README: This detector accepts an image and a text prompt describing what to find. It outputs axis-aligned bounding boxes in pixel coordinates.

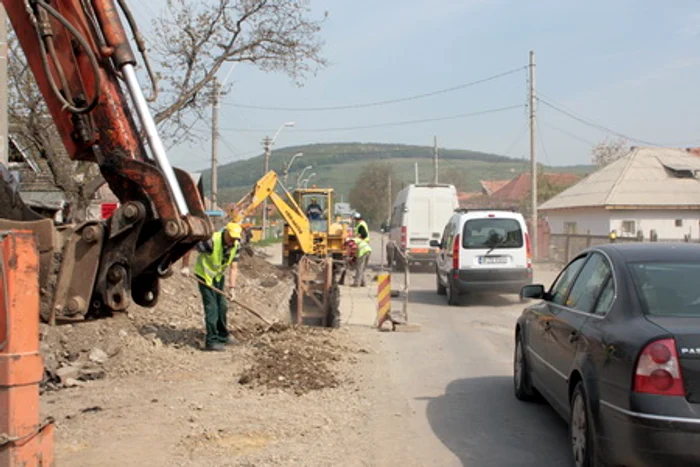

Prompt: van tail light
[400,226,407,249]
[525,233,532,268]
[634,338,685,396]
[452,233,460,278]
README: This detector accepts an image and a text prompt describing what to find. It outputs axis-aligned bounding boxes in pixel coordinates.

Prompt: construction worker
[346,237,372,287]
[306,197,323,220]
[354,212,369,241]
[194,222,242,351]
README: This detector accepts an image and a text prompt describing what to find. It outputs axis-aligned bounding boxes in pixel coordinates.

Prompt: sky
[132,0,700,172]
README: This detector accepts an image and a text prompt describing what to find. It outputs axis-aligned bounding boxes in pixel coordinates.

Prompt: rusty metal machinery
[0,0,213,321]
[0,231,55,466]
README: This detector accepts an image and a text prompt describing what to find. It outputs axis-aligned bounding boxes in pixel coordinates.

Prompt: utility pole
[261,136,272,240]
[433,136,439,184]
[0,6,8,165]
[529,50,538,261]
[414,162,419,184]
[387,174,392,223]
[210,78,219,210]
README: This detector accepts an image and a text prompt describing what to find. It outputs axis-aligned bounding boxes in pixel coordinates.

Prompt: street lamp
[272,121,295,144]
[283,152,303,186]
[296,165,312,187]
[262,121,296,240]
[303,173,317,188]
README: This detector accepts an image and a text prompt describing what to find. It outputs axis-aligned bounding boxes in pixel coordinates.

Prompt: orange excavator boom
[1,0,212,320]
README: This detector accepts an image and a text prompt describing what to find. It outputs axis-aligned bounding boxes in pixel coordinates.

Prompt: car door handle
[569,331,579,343]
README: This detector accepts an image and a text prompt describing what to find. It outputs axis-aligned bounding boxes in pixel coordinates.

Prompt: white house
[539,147,700,241]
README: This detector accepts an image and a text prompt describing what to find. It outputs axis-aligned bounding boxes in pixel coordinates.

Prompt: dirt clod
[239,326,344,396]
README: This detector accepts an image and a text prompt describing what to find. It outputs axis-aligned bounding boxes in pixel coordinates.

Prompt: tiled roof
[479,179,510,195]
[540,147,700,210]
[490,172,581,203]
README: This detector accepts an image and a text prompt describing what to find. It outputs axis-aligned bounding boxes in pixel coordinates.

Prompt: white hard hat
[353,212,361,219]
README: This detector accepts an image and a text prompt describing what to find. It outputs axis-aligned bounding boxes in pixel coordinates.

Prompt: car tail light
[634,338,685,396]
[525,233,532,268]
[400,226,407,249]
[452,233,460,278]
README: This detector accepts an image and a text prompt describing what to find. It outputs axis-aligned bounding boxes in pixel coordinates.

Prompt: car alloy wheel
[514,339,523,388]
[570,382,594,467]
[513,334,535,401]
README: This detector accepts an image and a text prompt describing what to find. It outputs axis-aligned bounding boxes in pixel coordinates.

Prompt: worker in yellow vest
[346,237,372,287]
[194,222,242,351]
[353,212,369,241]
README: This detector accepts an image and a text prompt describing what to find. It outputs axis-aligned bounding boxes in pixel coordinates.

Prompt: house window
[621,220,636,236]
[675,219,683,227]
[564,222,577,234]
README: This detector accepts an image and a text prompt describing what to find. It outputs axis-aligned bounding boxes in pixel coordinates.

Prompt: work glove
[180,267,190,277]
[228,288,236,302]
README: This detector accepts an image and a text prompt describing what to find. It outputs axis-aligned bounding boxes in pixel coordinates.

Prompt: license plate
[411,248,429,254]
[480,256,507,264]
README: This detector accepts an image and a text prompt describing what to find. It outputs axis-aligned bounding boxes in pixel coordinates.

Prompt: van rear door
[459,216,527,269]
[433,190,457,241]
[407,196,431,249]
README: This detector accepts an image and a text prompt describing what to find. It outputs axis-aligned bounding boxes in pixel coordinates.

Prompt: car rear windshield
[462,218,523,249]
[629,262,700,316]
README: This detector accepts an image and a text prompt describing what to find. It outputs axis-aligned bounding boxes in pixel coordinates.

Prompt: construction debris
[38,246,323,393]
[238,326,344,396]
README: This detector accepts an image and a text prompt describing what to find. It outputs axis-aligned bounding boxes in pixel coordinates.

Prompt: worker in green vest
[354,212,369,241]
[194,222,242,351]
[346,237,372,287]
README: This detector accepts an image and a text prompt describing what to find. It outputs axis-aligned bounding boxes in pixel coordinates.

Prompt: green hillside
[199,142,592,205]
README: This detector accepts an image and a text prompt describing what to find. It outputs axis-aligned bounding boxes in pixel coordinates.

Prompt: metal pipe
[122,64,189,215]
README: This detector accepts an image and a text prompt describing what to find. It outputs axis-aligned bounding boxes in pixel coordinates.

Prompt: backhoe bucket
[292,256,340,328]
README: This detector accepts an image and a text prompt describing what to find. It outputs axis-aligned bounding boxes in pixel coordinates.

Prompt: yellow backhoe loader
[229,171,348,327]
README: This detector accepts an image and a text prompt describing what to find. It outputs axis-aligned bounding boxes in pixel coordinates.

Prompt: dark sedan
[514,243,700,467]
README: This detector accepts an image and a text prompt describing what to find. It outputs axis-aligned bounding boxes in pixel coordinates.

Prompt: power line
[540,120,596,146]
[221,66,527,112]
[219,104,525,133]
[536,122,552,166]
[503,121,529,156]
[537,96,660,145]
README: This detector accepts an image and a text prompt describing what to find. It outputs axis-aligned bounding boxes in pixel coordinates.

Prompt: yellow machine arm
[232,171,314,254]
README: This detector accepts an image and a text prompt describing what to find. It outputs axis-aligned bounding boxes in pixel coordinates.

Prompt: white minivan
[432,209,533,305]
[386,183,459,269]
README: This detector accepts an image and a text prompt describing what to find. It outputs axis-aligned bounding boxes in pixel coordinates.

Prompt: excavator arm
[1,0,212,320]
[233,171,314,254]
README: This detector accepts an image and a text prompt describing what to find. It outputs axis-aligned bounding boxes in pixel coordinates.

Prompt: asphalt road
[371,237,572,466]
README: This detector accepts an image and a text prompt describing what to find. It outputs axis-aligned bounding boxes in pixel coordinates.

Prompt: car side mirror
[520,284,546,300]
[429,239,441,248]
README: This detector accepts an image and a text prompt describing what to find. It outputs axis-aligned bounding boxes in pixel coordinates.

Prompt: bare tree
[6,0,327,209]
[591,137,629,167]
[150,0,328,142]
[349,162,400,227]
[7,31,99,217]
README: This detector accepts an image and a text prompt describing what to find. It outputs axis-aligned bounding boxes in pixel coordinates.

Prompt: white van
[432,209,532,305]
[386,184,459,269]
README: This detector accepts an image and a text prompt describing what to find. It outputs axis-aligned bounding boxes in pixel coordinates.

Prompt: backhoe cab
[230,172,346,327]
[285,187,347,267]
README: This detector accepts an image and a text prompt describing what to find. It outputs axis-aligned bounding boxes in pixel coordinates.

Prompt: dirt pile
[238,325,344,395]
[40,245,297,389]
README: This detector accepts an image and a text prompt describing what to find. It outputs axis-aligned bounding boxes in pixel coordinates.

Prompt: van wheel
[436,271,446,295]
[446,278,460,306]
